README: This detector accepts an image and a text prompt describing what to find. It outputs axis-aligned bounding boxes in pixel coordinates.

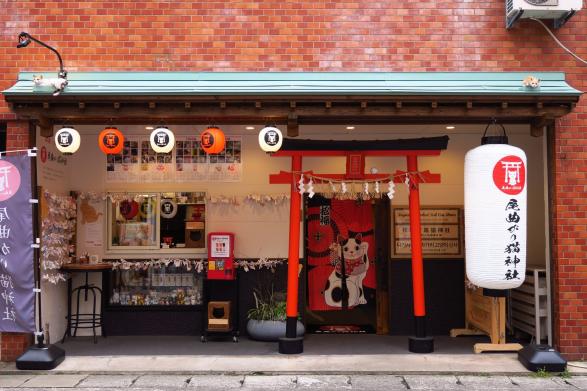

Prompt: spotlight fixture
[145,126,155,130]
[16,32,67,79]
[446,125,456,130]
[346,126,356,130]
[246,126,255,130]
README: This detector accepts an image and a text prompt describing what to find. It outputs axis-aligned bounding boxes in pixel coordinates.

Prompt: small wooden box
[207,301,231,330]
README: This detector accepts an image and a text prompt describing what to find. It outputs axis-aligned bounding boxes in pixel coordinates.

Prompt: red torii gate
[269,136,449,354]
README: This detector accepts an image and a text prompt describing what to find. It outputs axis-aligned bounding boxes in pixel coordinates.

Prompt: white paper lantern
[150,126,175,153]
[160,199,178,219]
[258,126,283,153]
[54,127,81,154]
[465,144,527,289]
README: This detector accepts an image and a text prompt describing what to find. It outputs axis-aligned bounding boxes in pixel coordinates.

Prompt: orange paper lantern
[99,126,124,154]
[200,126,226,154]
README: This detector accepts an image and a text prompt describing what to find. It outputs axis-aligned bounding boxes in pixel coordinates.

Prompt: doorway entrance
[304,195,390,334]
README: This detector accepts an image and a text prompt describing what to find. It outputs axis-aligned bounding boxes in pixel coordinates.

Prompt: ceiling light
[346,126,355,130]
[145,126,154,130]
[446,126,456,130]
[246,126,255,130]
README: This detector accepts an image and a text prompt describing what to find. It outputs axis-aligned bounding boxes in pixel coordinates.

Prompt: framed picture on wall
[391,206,464,259]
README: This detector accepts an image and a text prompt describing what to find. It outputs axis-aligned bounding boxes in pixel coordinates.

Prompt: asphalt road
[1,373,586,390]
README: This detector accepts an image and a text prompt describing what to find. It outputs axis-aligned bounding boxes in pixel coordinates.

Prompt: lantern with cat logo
[465,138,527,290]
[54,127,81,154]
[200,126,225,154]
[258,126,283,153]
[150,126,175,154]
[98,126,124,155]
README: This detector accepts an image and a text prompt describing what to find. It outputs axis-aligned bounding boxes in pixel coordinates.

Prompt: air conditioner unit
[506,0,582,29]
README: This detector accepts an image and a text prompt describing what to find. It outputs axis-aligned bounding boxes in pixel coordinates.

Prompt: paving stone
[132,375,190,388]
[296,375,352,389]
[188,375,244,389]
[562,375,587,389]
[242,375,296,389]
[350,375,407,390]
[78,375,138,388]
[508,376,573,389]
[0,374,33,387]
[403,375,461,390]
[21,374,87,388]
[457,375,517,389]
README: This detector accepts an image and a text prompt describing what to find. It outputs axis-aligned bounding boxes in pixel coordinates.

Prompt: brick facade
[0,1,586,359]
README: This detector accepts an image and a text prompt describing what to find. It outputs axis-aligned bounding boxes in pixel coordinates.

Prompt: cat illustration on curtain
[324,233,370,308]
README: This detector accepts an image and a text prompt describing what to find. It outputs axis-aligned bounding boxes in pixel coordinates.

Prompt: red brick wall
[0,1,586,359]
[0,333,32,362]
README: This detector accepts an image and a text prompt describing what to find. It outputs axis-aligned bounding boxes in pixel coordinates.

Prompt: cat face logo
[155,132,169,147]
[201,132,214,148]
[103,133,119,149]
[265,131,279,146]
[58,132,73,147]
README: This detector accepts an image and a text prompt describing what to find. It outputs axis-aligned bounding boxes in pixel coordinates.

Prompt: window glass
[160,192,206,249]
[109,195,157,248]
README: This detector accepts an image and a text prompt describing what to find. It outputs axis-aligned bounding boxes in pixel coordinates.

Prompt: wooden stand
[450,285,522,353]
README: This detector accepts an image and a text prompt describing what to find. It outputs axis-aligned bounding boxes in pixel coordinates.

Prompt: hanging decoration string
[289,170,427,200]
[107,257,287,273]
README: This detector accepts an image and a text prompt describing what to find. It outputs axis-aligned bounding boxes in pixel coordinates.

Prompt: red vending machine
[207,232,235,280]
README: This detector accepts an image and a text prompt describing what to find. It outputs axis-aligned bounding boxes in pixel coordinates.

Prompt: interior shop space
[3,71,580,355]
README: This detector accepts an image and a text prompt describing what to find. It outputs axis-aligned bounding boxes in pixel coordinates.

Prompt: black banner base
[408,336,434,353]
[278,336,304,354]
[518,345,567,372]
[16,344,65,370]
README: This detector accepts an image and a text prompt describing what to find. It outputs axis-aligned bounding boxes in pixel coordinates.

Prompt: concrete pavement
[0,373,586,390]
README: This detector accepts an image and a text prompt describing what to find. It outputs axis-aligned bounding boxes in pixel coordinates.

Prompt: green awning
[3,72,582,97]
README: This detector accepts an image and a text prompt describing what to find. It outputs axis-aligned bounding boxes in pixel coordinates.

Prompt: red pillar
[280,154,304,354]
[406,154,434,353]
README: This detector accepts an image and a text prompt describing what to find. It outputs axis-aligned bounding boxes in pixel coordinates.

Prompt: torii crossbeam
[269,136,449,354]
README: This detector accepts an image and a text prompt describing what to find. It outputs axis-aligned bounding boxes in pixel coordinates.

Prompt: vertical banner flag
[0,153,35,332]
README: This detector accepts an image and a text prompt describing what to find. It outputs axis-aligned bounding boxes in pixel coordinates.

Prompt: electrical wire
[530,17,587,66]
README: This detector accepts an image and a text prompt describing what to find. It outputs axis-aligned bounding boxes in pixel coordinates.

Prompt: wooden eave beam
[9,101,574,123]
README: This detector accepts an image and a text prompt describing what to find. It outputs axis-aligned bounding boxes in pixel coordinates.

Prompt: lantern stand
[16,32,67,79]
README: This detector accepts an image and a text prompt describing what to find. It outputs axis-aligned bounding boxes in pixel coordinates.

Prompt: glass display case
[107,265,204,307]
[106,192,206,252]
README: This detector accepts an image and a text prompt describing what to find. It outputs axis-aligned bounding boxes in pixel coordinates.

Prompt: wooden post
[279,154,304,354]
[407,154,434,353]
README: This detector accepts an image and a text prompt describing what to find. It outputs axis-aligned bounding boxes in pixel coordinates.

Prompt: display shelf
[511,267,550,344]
[105,304,203,312]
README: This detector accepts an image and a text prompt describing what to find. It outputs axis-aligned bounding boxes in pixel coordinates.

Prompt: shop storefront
[2,71,580,356]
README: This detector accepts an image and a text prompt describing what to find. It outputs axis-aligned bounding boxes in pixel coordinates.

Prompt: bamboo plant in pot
[246,289,304,341]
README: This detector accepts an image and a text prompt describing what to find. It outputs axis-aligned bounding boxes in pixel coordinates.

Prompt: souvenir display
[108,265,203,306]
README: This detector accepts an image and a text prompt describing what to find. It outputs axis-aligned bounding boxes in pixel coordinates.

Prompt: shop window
[160,192,206,249]
[106,191,206,252]
[107,265,204,307]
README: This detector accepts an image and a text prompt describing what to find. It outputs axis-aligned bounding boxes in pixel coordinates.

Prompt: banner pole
[16,122,65,370]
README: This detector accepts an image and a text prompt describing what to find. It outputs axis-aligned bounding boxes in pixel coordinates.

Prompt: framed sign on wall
[392,206,464,259]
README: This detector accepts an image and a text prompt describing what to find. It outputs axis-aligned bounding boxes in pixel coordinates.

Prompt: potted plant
[246,289,305,341]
